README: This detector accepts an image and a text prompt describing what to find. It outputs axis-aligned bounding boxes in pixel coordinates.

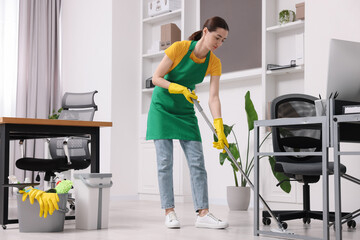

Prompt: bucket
[73,173,112,230]
[17,193,69,232]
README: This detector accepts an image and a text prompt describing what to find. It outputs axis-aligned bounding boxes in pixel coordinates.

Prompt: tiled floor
[0,199,358,240]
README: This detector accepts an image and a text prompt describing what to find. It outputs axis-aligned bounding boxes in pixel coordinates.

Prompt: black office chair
[262,93,356,229]
[16,91,98,187]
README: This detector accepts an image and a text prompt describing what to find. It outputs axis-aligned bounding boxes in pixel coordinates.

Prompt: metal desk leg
[90,128,100,173]
[322,120,330,240]
[0,125,10,228]
[333,120,342,239]
[254,125,260,236]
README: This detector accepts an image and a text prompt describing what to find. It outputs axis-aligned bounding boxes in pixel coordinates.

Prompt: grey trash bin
[74,173,113,230]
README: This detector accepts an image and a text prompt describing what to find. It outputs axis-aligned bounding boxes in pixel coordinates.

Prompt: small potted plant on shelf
[218,91,291,211]
[279,9,296,25]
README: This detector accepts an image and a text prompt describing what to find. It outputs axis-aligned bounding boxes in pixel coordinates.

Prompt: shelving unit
[262,0,306,115]
[266,64,304,75]
[266,20,304,33]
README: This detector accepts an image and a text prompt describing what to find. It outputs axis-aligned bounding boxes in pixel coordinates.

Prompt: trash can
[17,193,69,232]
[73,173,113,230]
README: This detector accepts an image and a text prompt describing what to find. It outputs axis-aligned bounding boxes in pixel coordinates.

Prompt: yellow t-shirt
[164,40,222,77]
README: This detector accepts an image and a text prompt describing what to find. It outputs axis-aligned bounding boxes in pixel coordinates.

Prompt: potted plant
[218,91,291,210]
[48,108,63,119]
[279,10,296,25]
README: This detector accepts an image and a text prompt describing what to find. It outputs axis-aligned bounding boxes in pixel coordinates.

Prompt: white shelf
[266,20,304,33]
[199,68,262,86]
[143,9,182,24]
[141,68,262,92]
[142,51,165,59]
[266,65,304,75]
[142,88,155,93]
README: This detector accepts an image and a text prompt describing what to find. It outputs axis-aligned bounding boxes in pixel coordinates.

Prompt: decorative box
[160,23,181,50]
[148,0,181,17]
[296,2,305,20]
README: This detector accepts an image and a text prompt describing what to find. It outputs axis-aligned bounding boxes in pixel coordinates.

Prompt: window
[0,0,19,117]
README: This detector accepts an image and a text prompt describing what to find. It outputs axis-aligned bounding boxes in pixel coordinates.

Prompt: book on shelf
[343,105,360,114]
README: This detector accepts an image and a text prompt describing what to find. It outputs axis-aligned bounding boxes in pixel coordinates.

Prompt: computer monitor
[327,39,360,102]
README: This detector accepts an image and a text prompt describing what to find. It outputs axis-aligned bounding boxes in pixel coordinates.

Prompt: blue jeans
[154,139,209,211]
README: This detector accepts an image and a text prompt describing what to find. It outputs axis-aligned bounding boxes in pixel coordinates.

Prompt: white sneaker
[195,213,229,229]
[165,211,180,228]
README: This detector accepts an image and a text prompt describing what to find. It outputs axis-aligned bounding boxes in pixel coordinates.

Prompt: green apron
[146,41,210,141]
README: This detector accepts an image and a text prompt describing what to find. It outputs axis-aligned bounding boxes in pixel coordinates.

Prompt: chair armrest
[62,135,91,165]
[18,139,25,158]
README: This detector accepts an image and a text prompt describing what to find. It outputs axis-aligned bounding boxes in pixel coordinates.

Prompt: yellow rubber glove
[39,193,59,218]
[168,83,198,104]
[213,118,229,153]
[19,189,31,202]
[29,188,45,204]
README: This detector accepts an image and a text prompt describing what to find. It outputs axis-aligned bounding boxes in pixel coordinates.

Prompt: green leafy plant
[217,91,291,193]
[48,107,63,119]
[279,10,295,24]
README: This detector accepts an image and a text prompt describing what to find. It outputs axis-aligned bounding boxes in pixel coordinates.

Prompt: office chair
[262,93,356,229]
[16,91,98,188]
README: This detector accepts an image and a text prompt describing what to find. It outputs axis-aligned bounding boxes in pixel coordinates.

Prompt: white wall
[61,0,112,174]
[111,0,140,199]
[305,0,360,212]
[61,0,139,199]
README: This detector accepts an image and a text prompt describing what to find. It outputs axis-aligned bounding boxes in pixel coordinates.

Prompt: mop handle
[192,99,284,230]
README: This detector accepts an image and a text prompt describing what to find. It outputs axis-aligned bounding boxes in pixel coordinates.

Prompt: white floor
[1,199,359,240]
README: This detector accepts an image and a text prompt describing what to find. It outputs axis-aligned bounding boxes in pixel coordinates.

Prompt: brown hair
[188,16,229,41]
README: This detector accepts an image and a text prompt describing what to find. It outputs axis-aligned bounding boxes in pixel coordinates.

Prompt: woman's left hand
[213,118,229,153]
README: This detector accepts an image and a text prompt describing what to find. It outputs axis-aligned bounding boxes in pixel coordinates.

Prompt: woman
[146,16,229,229]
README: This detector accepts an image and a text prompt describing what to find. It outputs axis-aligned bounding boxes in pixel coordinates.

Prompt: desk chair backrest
[271,94,321,164]
[49,91,98,161]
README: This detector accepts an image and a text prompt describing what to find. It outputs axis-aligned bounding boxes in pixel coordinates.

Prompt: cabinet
[261,0,305,206]
[138,0,197,200]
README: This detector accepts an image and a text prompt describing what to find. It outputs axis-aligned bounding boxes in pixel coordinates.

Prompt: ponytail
[188,16,229,41]
[188,30,202,41]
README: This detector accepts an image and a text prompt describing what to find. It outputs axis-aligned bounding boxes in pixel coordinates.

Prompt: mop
[192,98,294,234]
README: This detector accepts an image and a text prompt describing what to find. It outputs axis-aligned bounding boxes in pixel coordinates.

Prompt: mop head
[270,227,295,234]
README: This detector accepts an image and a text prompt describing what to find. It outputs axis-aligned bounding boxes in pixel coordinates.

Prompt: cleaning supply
[19,188,60,218]
[55,180,73,194]
[213,118,229,153]
[39,193,59,218]
[19,187,33,202]
[168,83,198,104]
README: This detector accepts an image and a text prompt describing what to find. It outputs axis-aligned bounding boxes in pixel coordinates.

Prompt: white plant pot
[227,186,251,211]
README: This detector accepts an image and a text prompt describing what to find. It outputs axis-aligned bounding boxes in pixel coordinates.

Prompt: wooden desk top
[0,117,112,127]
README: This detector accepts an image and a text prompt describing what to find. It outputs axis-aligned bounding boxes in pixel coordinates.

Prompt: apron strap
[188,41,197,52]
[188,41,211,61]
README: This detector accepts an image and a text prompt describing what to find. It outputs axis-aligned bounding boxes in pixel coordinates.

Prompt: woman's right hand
[168,83,198,104]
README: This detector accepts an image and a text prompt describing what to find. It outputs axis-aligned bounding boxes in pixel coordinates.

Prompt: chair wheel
[262,217,271,225]
[347,220,356,228]
[281,222,288,230]
[2,225,6,230]
[70,204,75,211]
[303,217,311,224]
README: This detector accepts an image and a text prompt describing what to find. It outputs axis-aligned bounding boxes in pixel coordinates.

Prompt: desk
[254,116,329,240]
[332,113,360,240]
[0,117,112,228]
